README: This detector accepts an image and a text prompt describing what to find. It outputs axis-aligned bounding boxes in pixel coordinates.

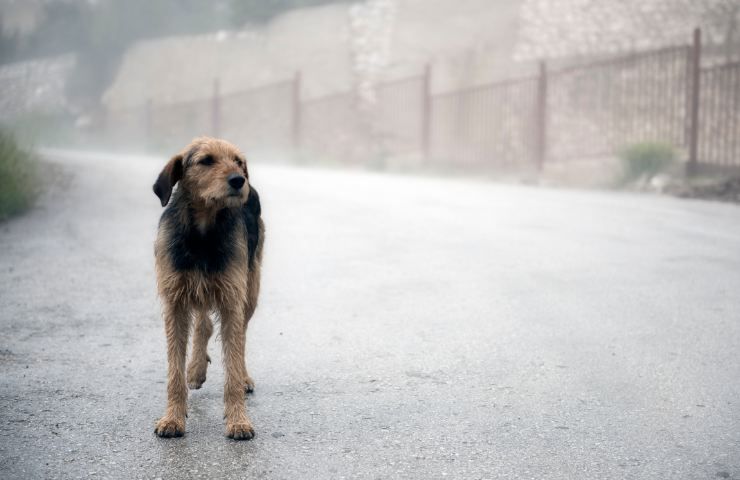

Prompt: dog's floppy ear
[244,185,261,269]
[153,154,184,207]
[245,185,261,218]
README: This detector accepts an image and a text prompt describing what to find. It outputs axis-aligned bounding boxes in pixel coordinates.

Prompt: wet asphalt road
[1,150,740,479]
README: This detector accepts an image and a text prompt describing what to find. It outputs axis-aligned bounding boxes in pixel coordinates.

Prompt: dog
[151,137,264,440]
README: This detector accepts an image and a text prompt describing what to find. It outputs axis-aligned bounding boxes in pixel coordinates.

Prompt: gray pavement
[1,150,740,479]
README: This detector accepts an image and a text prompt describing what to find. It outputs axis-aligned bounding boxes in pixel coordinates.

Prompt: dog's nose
[228,174,246,190]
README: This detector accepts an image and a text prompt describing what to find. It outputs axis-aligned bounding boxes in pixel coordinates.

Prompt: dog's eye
[199,155,215,166]
[234,157,243,167]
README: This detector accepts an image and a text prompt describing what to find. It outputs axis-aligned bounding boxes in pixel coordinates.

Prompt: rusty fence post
[687,27,701,176]
[212,78,221,138]
[292,71,302,149]
[535,60,548,171]
[421,63,432,161]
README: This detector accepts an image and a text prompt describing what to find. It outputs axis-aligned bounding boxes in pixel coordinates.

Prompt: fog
[2,1,740,479]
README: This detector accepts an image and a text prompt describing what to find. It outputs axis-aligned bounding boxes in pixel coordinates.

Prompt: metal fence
[430,76,540,168]
[300,91,363,161]
[103,28,739,173]
[375,75,426,157]
[219,79,295,153]
[697,61,740,169]
[547,46,691,162]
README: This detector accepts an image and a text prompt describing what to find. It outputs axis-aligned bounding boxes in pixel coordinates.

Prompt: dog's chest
[165,209,244,274]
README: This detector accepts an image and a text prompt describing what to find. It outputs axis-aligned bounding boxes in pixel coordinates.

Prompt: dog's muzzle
[228,174,246,194]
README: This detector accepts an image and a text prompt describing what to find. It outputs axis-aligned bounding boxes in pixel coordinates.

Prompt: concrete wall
[102,0,525,110]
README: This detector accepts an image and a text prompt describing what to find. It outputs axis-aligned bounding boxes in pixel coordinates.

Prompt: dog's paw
[226,420,255,440]
[154,416,185,438]
[187,357,210,390]
[187,371,207,390]
[244,375,255,394]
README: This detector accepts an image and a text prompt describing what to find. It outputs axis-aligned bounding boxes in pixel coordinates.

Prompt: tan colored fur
[153,137,264,440]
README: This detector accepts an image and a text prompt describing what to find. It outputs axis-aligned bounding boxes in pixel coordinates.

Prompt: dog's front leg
[220,303,254,440]
[154,303,190,438]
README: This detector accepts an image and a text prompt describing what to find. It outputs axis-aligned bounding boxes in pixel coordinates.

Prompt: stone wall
[0,54,75,122]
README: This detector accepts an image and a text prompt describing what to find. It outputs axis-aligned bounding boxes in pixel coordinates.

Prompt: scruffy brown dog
[152,137,264,440]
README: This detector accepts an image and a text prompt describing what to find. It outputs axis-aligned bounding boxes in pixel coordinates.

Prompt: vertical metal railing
[535,60,548,171]
[687,28,702,175]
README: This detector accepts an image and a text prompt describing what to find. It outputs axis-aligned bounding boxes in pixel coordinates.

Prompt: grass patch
[618,141,677,185]
[0,128,39,220]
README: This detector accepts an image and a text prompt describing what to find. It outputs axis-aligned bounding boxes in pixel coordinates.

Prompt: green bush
[0,128,39,220]
[618,142,677,184]
[10,112,74,148]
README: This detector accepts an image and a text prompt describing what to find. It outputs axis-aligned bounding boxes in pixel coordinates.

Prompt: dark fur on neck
[159,187,262,274]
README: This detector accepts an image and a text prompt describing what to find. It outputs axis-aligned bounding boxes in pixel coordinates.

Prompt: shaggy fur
[152,137,264,440]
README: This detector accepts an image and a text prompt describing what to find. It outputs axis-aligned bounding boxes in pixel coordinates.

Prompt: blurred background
[0,0,739,192]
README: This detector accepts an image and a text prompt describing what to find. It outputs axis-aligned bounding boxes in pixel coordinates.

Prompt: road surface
[1,150,739,479]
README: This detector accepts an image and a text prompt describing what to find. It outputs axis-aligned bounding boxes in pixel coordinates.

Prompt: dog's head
[153,137,250,209]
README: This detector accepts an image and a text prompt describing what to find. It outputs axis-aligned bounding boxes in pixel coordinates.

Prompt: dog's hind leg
[154,302,190,438]
[241,305,256,394]
[242,267,261,394]
[187,311,213,390]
